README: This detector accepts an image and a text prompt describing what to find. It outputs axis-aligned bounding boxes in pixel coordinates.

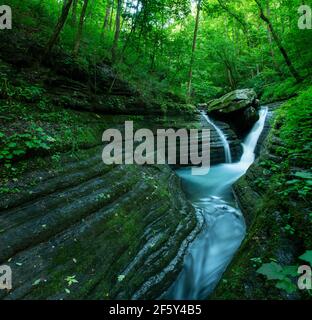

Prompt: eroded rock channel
[0,88,270,300]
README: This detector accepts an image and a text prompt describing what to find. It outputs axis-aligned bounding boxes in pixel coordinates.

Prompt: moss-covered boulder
[208,89,257,113]
[207,89,260,135]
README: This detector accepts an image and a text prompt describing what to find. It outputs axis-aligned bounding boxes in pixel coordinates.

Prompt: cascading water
[201,112,232,163]
[165,107,269,300]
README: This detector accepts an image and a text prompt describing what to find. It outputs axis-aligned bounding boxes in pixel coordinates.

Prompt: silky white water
[202,112,232,163]
[166,107,268,300]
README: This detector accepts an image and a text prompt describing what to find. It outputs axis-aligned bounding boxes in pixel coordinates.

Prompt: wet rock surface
[200,116,242,164]
[0,146,198,300]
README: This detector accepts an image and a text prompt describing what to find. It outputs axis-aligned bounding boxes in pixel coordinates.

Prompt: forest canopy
[7,0,312,103]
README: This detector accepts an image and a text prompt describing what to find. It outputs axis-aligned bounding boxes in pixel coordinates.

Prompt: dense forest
[0,0,311,301]
[3,0,312,103]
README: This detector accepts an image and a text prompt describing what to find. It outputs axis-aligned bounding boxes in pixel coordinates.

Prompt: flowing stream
[165,107,268,300]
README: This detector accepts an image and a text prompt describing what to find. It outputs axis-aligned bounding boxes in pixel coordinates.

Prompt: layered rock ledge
[0,146,199,300]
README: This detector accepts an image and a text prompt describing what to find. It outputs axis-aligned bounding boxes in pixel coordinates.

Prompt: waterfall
[201,112,232,163]
[240,107,268,166]
[165,106,269,300]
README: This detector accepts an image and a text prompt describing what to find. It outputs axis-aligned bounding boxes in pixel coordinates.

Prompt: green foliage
[261,78,306,103]
[251,87,312,297]
[257,262,297,280]
[65,275,79,287]
[283,224,295,236]
[277,87,312,166]
[0,125,56,166]
[8,0,312,104]
[258,88,312,206]
[299,251,312,266]
[0,80,44,103]
[256,251,312,295]
[250,257,263,268]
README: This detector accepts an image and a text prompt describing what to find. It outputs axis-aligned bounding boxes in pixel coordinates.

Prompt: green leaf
[8,142,17,148]
[26,141,35,148]
[294,172,312,180]
[40,143,50,150]
[286,179,300,185]
[117,275,125,282]
[65,275,78,286]
[46,136,56,143]
[281,266,298,277]
[276,279,297,294]
[13,149,26,156]
[32,279,42,286]
[299,251,312,266]
[257,262,285,280]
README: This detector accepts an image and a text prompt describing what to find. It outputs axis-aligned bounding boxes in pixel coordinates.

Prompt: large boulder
[208,89,257,113]
[207,89,260,135]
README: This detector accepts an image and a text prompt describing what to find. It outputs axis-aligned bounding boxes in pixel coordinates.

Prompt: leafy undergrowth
[260,78,309,104]
[254,88,312,296]
[257,251,312,295]
[0,76,114,189]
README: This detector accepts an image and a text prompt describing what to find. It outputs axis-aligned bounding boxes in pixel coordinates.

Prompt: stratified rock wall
[0,146,198,300]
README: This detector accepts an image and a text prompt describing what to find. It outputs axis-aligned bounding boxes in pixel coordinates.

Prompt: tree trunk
[255,0,302,82]
[71,0,78,26]
[43,0,73,60]
[62,0,68,12]
[227,67,235,90]
[266,1,283,76]
[187,0,202,99]
[111,0,122,63]
[109,0,115,30]
[121,0,140,57]
[73,0,89,56]
[103,0,112,33]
